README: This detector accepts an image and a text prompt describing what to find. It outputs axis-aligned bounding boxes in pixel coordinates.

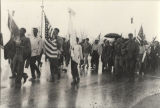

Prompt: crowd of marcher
[1,27,160,88]
[99,33,160,81]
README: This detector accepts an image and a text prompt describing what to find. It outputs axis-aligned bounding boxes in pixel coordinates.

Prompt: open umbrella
[104,33,121,39]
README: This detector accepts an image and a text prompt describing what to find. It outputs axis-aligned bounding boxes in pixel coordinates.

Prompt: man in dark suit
[125,33,139,81]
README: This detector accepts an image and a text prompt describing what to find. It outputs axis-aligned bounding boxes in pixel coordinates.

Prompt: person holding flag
[44,12,64,82]
[11,28,31,88]
[4,11,19,79]
[4,12,31,88]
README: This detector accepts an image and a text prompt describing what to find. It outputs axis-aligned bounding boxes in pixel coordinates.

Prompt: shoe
[9,75,16,79]
[48,78,55,82]
[77,77,80,84]
[82,65,85,70]
[63,69,67,73]
[71,80,76,86]
[37,74,41,79]
[86,65,89,69]
[15,84,21,89]
[29,78,36,81]
[39,62,43,67]
[23,75,28,84]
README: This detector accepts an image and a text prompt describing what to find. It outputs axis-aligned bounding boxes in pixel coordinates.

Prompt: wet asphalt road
[1,55,160,108]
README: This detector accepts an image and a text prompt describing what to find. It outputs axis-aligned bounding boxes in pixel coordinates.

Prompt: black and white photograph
[0,0,160,108]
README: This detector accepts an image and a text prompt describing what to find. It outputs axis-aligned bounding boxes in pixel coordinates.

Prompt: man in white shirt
[29,28,43,81]
[71,37,83,85]
[91,39,102,72]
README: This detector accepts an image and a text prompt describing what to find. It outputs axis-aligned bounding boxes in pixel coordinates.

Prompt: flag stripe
[45,46,58,55]
[136,37,141,45]
[136,25,145,45]
[46,52,57,58]
[45,40,57,51]
[45,38,57,47]
[137,35,141,39]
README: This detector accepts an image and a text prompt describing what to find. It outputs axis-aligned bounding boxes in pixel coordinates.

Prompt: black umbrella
[104,33,121,39]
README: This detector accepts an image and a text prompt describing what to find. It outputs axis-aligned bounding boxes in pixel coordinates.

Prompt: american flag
[44,13,58,58]
[8,11,19,38]
[136,25,145,44]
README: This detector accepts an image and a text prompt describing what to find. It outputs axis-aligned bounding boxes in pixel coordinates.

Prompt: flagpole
[68,9,71,51]
[0,0,1,88]
[135,29,136,37]
[68,9,72,38]
[41,0,44,38]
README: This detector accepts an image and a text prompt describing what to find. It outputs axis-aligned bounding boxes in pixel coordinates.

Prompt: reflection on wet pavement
[1,56,160,108]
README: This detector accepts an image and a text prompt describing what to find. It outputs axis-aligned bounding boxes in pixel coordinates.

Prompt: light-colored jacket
[92,43,102,55]
[71,43,83,64]
[30,36,43,57]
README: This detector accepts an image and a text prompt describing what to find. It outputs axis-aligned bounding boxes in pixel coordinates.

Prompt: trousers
[30,56,41,78]
[12,55,25,85]
[71,59,79,80]
[49,58,60,79]
[84,53,89,67]
[91,50,99,71]
[126,58,136,80]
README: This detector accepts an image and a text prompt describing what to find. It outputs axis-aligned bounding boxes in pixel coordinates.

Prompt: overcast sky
[2,0,160,44]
